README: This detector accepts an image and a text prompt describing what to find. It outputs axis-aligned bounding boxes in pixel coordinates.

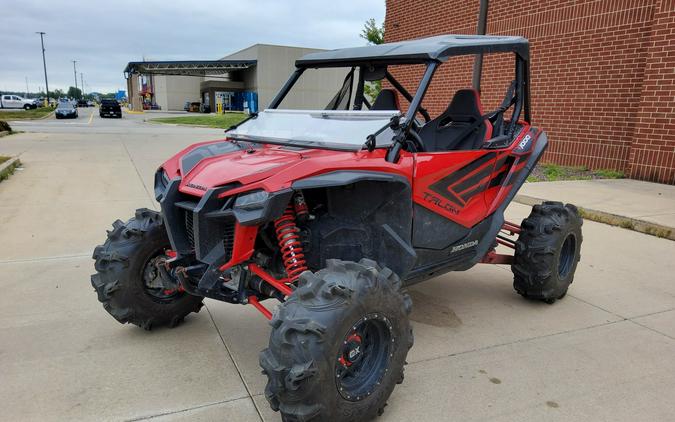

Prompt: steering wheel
[406,126,425,152]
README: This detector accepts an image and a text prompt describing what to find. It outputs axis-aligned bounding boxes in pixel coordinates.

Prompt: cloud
[0,0,385,93]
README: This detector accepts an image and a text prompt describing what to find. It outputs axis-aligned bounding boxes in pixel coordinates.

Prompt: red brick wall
[385,0,675,184]
[629,0,675,183]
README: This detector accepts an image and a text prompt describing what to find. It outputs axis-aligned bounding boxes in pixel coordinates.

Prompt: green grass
[593,168,624,179]
[0,156,9,165]
[150,113,248,129]
[529,164,625,182]
[0,107,54,121]
[542,164,591,181]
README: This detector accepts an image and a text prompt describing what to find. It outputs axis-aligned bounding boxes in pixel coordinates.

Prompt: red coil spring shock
[293,192,309,221]
[274,203,307,283]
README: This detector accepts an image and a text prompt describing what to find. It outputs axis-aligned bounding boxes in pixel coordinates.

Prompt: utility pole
[36,32,49,105]
[80,73,84,97]
[25,76,29,97]
[72,60,78,91]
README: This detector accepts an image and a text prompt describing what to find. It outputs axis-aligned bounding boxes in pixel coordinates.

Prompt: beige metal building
[125,44,346,112]
[153,76,201,112]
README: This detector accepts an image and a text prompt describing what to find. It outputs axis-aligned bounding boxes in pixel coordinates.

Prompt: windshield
[227,66,403,151]
[227,109,399,151]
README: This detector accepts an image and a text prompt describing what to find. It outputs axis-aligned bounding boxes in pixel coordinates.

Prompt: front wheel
[260,259,413,421]
[512,201,583,303]
[91,208,203,330]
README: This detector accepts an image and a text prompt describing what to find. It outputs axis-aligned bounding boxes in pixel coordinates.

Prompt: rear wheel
[260,259,413,421]
[91,208,203,329]
[512,201,583,303]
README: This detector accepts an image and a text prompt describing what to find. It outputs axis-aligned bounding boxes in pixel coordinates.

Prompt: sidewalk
[516,179,675,239]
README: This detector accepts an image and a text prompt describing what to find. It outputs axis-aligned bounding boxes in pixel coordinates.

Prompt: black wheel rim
[142,252,184,302]
[558,234,576,278]
[335,313,394,401]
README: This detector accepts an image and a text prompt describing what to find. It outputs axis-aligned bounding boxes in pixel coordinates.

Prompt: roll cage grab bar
[266,53,530,159]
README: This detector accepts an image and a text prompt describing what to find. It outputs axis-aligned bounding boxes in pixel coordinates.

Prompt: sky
[0,0,385,94]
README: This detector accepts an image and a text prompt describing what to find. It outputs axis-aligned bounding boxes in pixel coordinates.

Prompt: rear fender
[473,129,548,264]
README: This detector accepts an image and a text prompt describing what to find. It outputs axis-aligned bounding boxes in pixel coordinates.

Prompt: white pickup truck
[0,94,38,110]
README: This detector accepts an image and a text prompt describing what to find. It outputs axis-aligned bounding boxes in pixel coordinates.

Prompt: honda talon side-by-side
[92,35,582,421]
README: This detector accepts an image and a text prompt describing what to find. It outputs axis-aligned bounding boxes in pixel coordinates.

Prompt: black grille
[185,212,195,249]
[223,222,235,262]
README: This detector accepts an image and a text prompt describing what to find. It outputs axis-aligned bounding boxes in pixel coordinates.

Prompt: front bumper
[158,177,240,266]
[154,168,295,300]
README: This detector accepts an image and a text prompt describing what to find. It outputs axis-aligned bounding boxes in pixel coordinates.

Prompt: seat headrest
[371,89,400,111]
[445,89,484,121]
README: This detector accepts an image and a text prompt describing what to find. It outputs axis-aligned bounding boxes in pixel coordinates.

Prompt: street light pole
[72,60,78,91]
[36,32,49,105]
[80,73,84,97]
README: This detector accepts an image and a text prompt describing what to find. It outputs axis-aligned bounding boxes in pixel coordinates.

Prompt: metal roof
[123,60,256,76]
[296,35,529,67]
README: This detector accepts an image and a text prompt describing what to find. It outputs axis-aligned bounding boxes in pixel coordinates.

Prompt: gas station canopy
[123,60,256,77]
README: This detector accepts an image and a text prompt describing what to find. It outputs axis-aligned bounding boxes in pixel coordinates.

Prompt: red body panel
[218,223,258,271]
[161,142,415,198]
[161,123,540,272]
[413,149,495,227]
[413,123,537,228]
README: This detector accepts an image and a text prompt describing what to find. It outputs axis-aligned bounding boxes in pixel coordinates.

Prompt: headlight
[154,168,172,201]
[234,190,269,210]
[161,169,170,187]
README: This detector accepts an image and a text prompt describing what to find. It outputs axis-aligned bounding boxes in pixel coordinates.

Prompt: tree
[360,18,385,102]
[67,86,82,100]
[360,18,385,45]
[51,89,65,99]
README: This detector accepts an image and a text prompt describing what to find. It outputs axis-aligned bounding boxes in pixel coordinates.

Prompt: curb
[0,156,21,182]
[36,110,55,120]
[514,194,674,241]
[144,119,221,129]
[0,130,10,137]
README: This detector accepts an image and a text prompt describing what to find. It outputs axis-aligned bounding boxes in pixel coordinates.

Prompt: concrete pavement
[519,179,675,235]
[1,111,674,421]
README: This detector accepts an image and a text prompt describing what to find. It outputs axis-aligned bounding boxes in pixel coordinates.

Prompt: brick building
[384,0,675,184]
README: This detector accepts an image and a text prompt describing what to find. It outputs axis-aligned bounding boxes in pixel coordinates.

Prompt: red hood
[179,147,303,195]
[160,139,414,198]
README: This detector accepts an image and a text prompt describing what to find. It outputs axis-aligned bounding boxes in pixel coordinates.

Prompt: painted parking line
[88,109,94,125]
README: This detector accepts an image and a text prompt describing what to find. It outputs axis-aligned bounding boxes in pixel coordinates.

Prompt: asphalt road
[8,106,204,135]
[1,111,674,421]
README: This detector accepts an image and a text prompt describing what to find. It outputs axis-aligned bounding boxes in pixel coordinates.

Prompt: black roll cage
[269,52,530,126]
[262,50,530,162]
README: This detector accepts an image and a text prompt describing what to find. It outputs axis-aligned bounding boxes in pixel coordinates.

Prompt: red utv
[92,35,582,421]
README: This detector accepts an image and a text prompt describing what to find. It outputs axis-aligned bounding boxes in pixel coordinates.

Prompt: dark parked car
[55,102,78,119]
[76,99,89,108]
[100,99,122,118]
